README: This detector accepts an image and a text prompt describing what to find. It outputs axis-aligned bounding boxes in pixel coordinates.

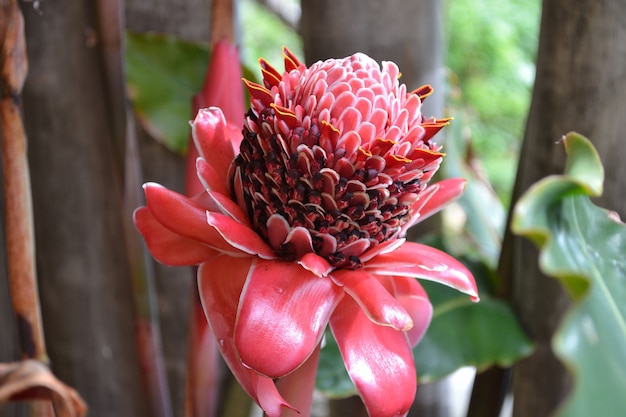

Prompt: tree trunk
[504,1,626,416]
[300,0,445,118]
[300,1,451,416]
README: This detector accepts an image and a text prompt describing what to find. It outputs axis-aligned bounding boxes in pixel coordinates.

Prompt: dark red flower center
[233,107,427,269]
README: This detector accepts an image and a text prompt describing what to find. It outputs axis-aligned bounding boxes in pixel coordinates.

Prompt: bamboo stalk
[0,0,43,365]
[1,2,56,416]
[122,107,174,417]
[95,1,174,416]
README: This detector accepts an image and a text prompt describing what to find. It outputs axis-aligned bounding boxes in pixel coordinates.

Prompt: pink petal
[416,178,466,219]
[402,178,467,234]
[338,238,371,258]
[191,108,239,179]
[205,189,250,226]
[275,344,321,417]
[331,269,413,331]
[235,258,344,378]
[359,238,406,263]
[197,257,291,416]
[365,241,479,301]
[267,214,290,251]
[298,253,333,277]
[282,226,314,259]
[392,276,433,346]
[256,377,295,417]
[194,161,249,226]
[193,41,245,122]
[196,157,229,197]
[133,206,218,266]
[330,297,416,417]
[206,212,275,259]
[186,40,244,197]
[143,183,274,258]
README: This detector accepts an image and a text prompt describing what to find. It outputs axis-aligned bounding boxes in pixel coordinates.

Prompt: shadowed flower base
[134,48,478,417]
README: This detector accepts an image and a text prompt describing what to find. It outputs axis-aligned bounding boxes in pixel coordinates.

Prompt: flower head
[134,48,478,417]
[237,50,450,269]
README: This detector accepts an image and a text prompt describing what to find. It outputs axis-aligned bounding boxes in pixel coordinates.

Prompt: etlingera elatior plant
[134,48,479,417]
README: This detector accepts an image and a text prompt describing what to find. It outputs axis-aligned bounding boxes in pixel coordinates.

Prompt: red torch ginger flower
[134,48,478,417]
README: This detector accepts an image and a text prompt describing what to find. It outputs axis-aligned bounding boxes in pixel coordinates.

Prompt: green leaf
[413,278,533,382]
[316,330,357,399]
[125,31,210,154]
[512,132,626,416]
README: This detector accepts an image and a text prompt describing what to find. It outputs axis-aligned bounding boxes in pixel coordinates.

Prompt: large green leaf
[316,330,357,399]
[125,31,210,154]
[125,32,258,155]
[512,132,626,417]
[413,278,533,382]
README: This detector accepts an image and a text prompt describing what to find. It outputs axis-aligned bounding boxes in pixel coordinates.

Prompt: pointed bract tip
[193,106,226,125]
[411,84,435,100]
[298,253,334,277]
[142,182,164,191]
[282,46,302,71]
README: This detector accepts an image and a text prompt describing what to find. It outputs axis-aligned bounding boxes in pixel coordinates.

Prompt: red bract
[134,49,479,417]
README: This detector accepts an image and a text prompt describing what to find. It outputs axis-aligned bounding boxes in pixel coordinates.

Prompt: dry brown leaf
[0,360,87,417]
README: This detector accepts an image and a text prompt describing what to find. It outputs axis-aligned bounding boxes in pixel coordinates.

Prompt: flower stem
[275,344,321,417]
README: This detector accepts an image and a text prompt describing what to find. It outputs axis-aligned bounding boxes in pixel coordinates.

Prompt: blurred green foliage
[445,0,541,201]
[240,0,303,75]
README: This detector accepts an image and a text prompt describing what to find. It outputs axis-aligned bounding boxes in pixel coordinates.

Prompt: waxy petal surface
[191,108,238,178]
[402,178,467,233]
[193,40,245,122]
[186,41,244,196]
[198,257,291,416]
[331,269,413,331]
[133,207,218,266]
[415,178,466,219]
[298,253,333,277]
[256,377,294,417]
[275,345,321,417]
[235,259,343,378]
[330,297,416,417]
[392,276,433,346]
[365,241,479,301]
[205,189,250,226]
[196,157,229,197]
[143,183,273,258]
[206,212,274,259]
